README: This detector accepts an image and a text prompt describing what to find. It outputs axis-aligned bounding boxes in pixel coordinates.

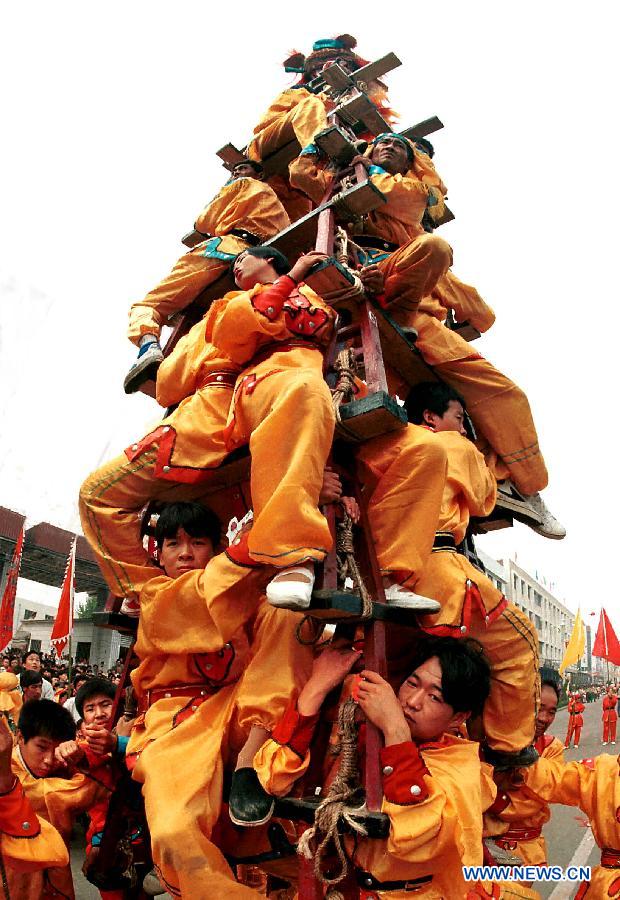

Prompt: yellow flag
[559,608,586,675]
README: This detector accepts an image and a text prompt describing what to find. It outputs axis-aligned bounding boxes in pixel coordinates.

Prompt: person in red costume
[602,684,617,745]
[564,690,585,749]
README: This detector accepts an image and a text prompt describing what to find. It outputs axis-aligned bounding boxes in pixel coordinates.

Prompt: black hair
[24,650,41,662]
[232,159,263,175]
[404,635,491,718]
[541,677,560,702]
[73,673,89,688]
[233,246,290,276]
[154,501,221,550]
[405,381,466,425]
[415,137,435,158]
[18,699,76,743]
[20,670,43,688]
[75,676,116,719]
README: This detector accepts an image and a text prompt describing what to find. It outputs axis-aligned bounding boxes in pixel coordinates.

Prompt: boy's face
[232,162,261,180]
[233,251,276,290]
[159,527,214,578]
[18,734,62,777]
[535,684,558,738]
[425,400,466,436]
[24,654,41,672]
[23,683,42,703]
[397,656,467,742]
[81,692,114,728]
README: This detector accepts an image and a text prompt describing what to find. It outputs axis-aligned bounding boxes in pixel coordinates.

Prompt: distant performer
[602,684,617,745]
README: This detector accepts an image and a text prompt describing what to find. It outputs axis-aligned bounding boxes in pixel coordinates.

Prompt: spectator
[23,652,54,700]
[63,675,90,724]
[20,669,43,703]
[1,656,10,672]
[9,657,21,675]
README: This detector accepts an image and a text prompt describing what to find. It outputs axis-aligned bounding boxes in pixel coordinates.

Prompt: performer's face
[424,400,467,436]
[19,735,60,777]
[159,527,214,578]
[398,656,467,742]
[233,251,278,290]
[232,162,261,180]
[371,137,410,176]
[81,692,114,728]
[535,684,558,738]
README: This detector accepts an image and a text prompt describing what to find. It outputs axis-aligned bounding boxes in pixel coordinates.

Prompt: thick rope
[316,227,365,305]
[297,698,367,886]
[331,348,358,424]
[337,512,373,619]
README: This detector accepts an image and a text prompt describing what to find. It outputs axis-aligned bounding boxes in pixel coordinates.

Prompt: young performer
[406,382,540,766]
[126,500,313,898]
[602,684,617,744]
[124,160,290,392]
[564,691,585,749]
[253,634,498,898]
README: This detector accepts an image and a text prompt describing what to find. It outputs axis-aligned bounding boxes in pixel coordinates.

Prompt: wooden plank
[360,302,388,393]
[273,796,390,839]
[336,93,390,135]
[351,52,402,89]
[375,310,439,388]
[452,321,481,342]
[401,116,444,141]
[433,204,455,227]
[181,229,205,249]
[216,142,246,171]
[336,391,407,442]
[92,611,137,636]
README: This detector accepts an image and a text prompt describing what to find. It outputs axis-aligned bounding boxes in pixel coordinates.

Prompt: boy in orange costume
[12,699,110,899]
[406,382,540,765]
[602,684,618,745]
[80,247,337,611]
[127,500,312,898]
[289,132,452,316]
[564,691,585,749]
[485,679,564,870]
[124,160,290,392]
[253,634,501,899]
[522,750,620,898]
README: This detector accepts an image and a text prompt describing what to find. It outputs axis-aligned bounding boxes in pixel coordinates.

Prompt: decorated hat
[283,34,367,77]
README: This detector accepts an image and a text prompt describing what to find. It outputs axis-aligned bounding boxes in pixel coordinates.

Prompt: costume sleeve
[413,150,448,198]
[194,179,241,235]
[367,170,429,227]
[253,701,319,797]
[437,272,496,333]
[0,778,69,872]
[195,178,290,239]
[445,434,497,518]
[522,756,586,808]
[155,317,206,407]
[289,151,333,205]
[210,282,297,364]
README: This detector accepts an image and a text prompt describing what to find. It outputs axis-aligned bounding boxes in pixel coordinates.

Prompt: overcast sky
[1,2,618,622]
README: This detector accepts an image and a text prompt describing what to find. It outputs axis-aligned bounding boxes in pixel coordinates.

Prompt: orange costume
[127,176,290,345]
[0,671,23,728]
[255,709,496,899]
[413,430,540,753]
[523,751,620,899]
[411,272,548,496]
[289,145,452,316]
[603,693,618,744]
[127,551,312,898]
[10,746,109,899]
[80,277,336,599]
[485,734,565,866]
[565,695,585,748]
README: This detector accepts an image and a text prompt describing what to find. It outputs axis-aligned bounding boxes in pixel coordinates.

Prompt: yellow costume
[289,147,452,316]
[414,431,540,753]
[128,551,312,899]
[127,176,290,344]
[356,425,447,587]
[0,672,23,728]
[80,278,336,598]
[523,752,620,898]
[410,272,548,496]
[247,88,332,163]
[256,718,495,899]
[484,735,565,867]
[11,747,108,899]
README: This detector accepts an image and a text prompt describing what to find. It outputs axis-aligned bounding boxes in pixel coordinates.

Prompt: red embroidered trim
[251,277,297,320]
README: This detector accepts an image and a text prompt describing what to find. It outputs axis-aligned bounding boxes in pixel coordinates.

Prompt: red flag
[0,526,25,654]
[50,537,76,660]
[592,608,620,666]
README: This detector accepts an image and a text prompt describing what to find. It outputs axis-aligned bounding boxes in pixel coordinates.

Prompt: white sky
[1,2,619,623]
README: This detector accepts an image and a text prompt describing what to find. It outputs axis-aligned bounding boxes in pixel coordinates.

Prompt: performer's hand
[55,740,85,768]
[341,496,361,523]
[0,718,14,792]
[319,467,343,505]
[83,725,116,756]
[356,670,411,745]
[359,264,384,295]
[297,639,362,716]
[350,155,372,171]
[288,251,329,283]
[115,715,135,738]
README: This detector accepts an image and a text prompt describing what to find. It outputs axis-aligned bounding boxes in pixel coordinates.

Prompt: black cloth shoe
[483,745,539,771]
[229,767,275,827]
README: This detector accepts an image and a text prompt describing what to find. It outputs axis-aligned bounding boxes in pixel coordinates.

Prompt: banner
[50,537,76,659]
[0,525,25,654]
[559,608,585,676]
[592,608,620,666]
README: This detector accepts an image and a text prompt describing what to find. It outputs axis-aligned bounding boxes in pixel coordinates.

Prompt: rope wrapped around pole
[337,512,373,619]
[297,697,367,887]
[331,348,358,424]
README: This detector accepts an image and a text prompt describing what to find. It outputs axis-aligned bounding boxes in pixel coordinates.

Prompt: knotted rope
[315,227,365,306]
[337,512,373,619]
[297,697,366,887]
[331,347,358,424]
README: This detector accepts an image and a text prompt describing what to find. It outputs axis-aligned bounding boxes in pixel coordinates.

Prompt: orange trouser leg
[127,235,246,344]
[467,602,540,753]
[248,95,328,161]
[136,688,261,898]
[356,425,447,587]
[232,367,335,567]
[430,353,548,496]
[378,234,452,320]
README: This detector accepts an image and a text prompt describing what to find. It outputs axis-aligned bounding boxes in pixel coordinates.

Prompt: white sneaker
[119,596,141,618]
[603,741,608,745]
[524,492,567,540]
[143,868,166,896]
[383,584,440,613]
[497,482,566,540]
[266,565,315,611]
